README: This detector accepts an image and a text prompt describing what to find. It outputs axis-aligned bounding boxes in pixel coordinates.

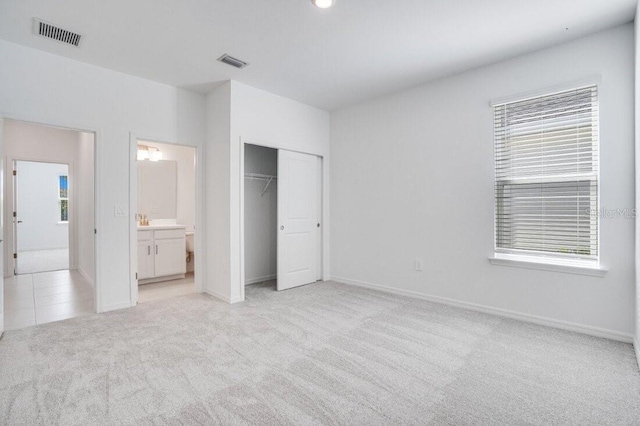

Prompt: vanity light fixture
[150,149,163,162]
[137,144,162,161]
[312,0,334,9]
[137,145,149,161]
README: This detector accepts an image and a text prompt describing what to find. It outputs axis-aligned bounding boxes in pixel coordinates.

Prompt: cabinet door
[154,238,186,277]
[137,241,154,279]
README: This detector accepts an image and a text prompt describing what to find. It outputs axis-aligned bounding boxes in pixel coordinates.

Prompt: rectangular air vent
[33,18,82,47]
[217,54,249,69]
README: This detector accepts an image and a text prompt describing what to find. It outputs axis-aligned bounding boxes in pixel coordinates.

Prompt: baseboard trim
[139,274,185,285]
[205,289,230,303]
[331,276,634,344]
[102,301,133,312]
[77,267,94,288]
[634,337,640,371]
[245,274,276,286]
[204,288,243,304]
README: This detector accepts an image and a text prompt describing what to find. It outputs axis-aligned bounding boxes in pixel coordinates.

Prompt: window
[58,175,68,222]
[493,85,599,265]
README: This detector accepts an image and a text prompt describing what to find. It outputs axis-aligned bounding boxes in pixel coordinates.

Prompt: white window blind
[494,85,599,262]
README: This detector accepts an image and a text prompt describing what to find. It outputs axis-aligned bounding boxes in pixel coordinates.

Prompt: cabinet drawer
[154,229,185,240]
[137,230,153,241]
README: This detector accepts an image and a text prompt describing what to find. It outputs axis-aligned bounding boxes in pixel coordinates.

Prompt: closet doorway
[243,144,323,292]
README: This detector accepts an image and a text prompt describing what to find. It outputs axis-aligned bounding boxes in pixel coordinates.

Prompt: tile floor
[3,269,93,330]
[16,248,69,274]
[138,272,195,303]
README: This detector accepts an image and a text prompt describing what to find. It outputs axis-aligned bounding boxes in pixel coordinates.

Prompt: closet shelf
[245,173,277,196]
[245,172,276,180]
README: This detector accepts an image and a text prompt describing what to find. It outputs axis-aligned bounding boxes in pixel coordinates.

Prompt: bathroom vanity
[137,225,186,284]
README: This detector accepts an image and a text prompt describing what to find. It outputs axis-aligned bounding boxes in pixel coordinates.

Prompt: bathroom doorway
[130,138,201,304]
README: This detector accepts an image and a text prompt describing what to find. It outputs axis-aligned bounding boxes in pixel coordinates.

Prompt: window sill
[57,221,69,225]
[488,255,607,277]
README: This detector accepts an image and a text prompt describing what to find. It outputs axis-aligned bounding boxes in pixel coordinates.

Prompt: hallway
[3,270,93,330]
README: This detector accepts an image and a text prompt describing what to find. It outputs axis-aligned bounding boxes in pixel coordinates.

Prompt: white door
[154,238,186,277]
[137,241,154,279]
[13,161,70,275]
[0,117,5,334]
[277,150,319,291]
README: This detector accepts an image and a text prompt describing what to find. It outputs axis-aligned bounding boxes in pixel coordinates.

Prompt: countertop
[137,224,187,230]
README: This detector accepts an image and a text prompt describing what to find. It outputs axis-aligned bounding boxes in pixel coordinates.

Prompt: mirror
[137,160,177,221]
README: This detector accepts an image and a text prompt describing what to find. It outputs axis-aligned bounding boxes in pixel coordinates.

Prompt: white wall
[0,39,206,312]
[15,161,68,251]
[230,81,331,303]
[77,132,95,285]
[204,82,232,301]
[331,24,635,338]
[204,81,330,303]
[244,144,277,284]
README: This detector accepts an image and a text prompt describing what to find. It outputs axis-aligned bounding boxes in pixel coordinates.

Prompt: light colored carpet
[17,248,69,274]
[0,281,638,425]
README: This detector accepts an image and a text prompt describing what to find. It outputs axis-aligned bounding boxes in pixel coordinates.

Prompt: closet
[243,144,323,291]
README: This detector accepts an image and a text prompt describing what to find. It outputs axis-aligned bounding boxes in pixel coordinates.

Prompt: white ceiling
[0,0,636,110]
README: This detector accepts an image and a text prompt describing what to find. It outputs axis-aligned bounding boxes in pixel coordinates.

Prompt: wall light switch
[114,205,128,217]
[415,258,423,272]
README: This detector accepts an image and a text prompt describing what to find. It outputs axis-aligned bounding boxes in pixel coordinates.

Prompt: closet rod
[244,172,276,196]
[244,172,277,180]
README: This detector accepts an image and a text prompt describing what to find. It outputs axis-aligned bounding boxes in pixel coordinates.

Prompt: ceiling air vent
[33,18,82,47]
[217,54,249,69]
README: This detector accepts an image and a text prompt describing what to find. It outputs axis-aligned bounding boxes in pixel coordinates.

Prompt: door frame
[128,134,205,305]
[10,158,75,275]
[0,115,100,315]
[239,139,328,302]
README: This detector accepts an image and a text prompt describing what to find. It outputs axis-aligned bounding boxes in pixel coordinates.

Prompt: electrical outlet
[415,258,423,272]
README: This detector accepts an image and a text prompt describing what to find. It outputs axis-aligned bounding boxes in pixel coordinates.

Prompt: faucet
[137,213,149,226]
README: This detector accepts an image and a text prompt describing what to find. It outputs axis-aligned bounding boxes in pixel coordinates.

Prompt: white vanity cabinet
[137,234,154,280]
[137,226,186,284]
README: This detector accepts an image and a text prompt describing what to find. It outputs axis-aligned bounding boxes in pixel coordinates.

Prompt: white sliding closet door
[277,149,319,291]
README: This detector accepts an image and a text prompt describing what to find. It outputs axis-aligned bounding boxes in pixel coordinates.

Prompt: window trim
[488,253,607,278]
[491,80,601,268]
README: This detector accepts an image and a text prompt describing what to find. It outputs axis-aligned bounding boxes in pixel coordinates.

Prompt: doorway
[244,145,278,289]
[243,144,323,292]
[2,119,96,331]
[13,160,70,275]
[131,139,201,304]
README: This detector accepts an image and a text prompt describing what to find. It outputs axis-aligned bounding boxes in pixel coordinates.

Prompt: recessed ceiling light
[312,0,334,9]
